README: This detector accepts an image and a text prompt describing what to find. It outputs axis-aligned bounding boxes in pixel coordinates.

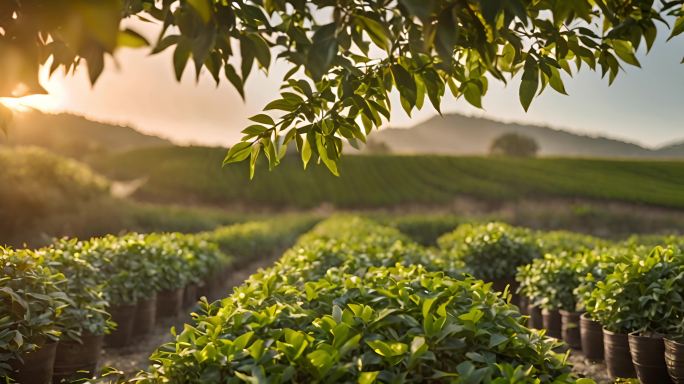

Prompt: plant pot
[491,277,519,306]
[603,328,637,379]
[542,309,562,339]
[156,287,183,319]
[133,295,157,337]
[10,341,57,384]
[629,333,673,384]
[183,283,199,308]
[52,333,103,383]
[518,296,529,316]
[105,303,137,348]
[560,310,582,349]
[665,338,684,383]
[580,313,604,361]
[528,304,543,329]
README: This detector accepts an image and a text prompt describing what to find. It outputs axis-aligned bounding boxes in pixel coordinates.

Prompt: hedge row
[134,217,583,383]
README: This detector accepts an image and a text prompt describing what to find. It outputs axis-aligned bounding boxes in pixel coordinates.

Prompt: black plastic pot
[542,309,562,339]
[156,287,183,319]
[183,283,199,308]
[603,329,637,379]
[133,295,157,337]
[105,303,137,348]
[528,304,543,329]
[518,296,529,316]
[10,341,57,384]
[628,333,673,384]
[665,338,684,384]
[52,333,103,383]
[580,313,604,361]
[560,310,582,349]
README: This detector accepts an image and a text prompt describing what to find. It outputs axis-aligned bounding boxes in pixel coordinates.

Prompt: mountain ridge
[371,113,683,158]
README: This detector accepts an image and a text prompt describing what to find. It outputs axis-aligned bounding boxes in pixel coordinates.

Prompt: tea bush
[373,214,463,246]
[587,246,684,334]
[135,217,580,383]
[44,239,113,341]
[438,222,541,281]
[207,216,318,268]
[0,248,71,376]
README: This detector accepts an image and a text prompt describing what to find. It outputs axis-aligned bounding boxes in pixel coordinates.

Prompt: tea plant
[438,222,541,281]
[45,239,113,341]
[135,217,581,383]
[0,248,71,376]
[587,246,684,334]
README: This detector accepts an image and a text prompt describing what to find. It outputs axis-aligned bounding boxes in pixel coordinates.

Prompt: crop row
[513,237,684,383]
[132,217,585,384]
[1,216,316,383]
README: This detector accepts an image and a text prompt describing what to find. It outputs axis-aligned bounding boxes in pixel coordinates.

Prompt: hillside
[92,146,684,210]
[0,110,172,159]
[371,114,683,158]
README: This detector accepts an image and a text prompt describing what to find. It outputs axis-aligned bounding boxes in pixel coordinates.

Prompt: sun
[0,94,60,112]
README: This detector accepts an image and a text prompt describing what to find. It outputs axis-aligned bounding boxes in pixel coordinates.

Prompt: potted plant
[587,246,681,381]
[0,248,71,384]
[516,253,578,342]
[85,235,157,347]
[44,240,114,382]
[147,234,192,320]
[439,222,541,306]
[574,246,633,362]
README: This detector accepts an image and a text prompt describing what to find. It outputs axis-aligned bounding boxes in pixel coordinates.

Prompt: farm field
[4,214,684,383]
[92,146,684,210]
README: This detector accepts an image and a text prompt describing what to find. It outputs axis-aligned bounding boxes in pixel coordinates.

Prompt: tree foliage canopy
[1,0,683,176]
[490,133,539,157]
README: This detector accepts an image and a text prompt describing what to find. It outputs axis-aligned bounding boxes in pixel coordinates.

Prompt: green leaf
[224,64,245,99]
[519,57,539,111]
[173,42,191,81]
[249,114,275,126]
[117,29,149,48]
[223,142,252,165]
[548,66,567,95]
[187,0,211,23]
[307,23,338,80]
[669,16,684,40]
[611,40,640,67]
[462,81,483,108]
[358,371,380,384]
[356,15,391,51]
[391,64,417,111]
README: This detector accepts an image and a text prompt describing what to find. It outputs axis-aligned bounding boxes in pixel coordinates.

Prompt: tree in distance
[1,0,683,176]
[363,139,392,155]
[490,133,539,158]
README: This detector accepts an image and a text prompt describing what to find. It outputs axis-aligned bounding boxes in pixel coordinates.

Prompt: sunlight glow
[0,94,61,113]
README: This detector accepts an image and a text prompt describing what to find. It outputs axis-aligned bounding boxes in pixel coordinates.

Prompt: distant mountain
[370,114,684,158]
[656,141,684,157]
[0,110,172,159]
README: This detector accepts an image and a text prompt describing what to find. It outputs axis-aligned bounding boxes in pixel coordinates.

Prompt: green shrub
[45,239,113,341]
[374,214,463,245]
[438,222,541,281]
[135,217,578,383]
[586,246,684,334]
[207,216,318,267]
[83,234,158,305]
[0,248,71,375]
[535,230,609,255]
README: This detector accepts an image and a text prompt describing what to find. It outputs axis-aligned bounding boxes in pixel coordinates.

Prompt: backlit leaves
[1,0,683,175]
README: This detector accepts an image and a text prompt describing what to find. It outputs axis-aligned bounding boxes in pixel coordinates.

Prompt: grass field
[92,146,684,209]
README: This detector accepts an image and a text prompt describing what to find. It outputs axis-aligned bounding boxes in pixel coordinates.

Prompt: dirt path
[100,252,282,375]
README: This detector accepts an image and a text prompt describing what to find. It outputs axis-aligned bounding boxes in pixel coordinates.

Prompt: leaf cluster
[135,217,578,383]
[438,222,541,281]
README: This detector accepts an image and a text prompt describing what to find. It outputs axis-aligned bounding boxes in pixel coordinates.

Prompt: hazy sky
[5,26,684,148]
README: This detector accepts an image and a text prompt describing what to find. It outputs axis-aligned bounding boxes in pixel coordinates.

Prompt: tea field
[92,146,684,209]
[4,214,684,383]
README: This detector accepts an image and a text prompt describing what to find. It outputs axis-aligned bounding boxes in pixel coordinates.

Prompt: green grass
[92,146,684,209]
